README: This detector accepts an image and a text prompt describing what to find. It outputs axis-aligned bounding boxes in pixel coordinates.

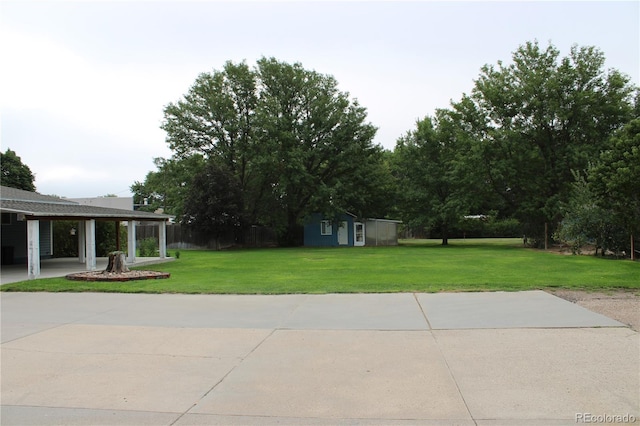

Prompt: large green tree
[453,41,636,245]
[1,149,36,191]
[161,58,384,245]
[254,58,381,243]
[392,110,482,245]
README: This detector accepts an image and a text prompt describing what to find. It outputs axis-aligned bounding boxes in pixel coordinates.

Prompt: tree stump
[105,251,130,274]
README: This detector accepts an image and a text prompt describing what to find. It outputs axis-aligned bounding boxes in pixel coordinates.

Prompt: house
[67,196,134,210]
[304,213,401,247]
[0,186,172,279]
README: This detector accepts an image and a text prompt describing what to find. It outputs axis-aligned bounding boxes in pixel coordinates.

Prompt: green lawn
[2,238,638,294]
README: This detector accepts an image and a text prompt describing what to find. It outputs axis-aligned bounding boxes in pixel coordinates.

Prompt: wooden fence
[136,223,278,250]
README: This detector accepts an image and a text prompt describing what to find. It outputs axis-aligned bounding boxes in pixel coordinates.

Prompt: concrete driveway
[1,291,638,425]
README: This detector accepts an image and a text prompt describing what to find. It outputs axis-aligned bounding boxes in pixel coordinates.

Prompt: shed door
[354,222,365,246]
[337,221,348,245]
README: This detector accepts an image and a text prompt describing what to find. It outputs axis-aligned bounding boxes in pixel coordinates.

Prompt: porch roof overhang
[0,186,172,222]
[1,200,172,222]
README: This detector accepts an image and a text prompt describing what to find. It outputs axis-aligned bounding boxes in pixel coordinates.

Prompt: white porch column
[78,221,86,263]
[27,220,40,280]
[85,219,96,271]
[127,220,136,263]
[159,221,167,258]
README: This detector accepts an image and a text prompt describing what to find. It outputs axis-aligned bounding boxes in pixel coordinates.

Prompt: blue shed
[303,213,365,247]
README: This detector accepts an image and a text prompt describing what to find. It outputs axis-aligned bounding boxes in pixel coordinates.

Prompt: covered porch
[1,186,174,281]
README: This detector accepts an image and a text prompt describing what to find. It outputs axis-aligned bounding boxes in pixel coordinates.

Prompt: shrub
[486,218,522,238]
[138,237,158,257]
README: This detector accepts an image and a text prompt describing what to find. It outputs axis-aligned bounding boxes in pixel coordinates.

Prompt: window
[320,220,332,236]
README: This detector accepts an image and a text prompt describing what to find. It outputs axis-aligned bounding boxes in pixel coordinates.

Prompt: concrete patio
[0,257,173,285]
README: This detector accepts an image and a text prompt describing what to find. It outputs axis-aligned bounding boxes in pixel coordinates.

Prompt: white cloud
[37,165,110,185]
[1,29,90,111]
[1,27,191,150]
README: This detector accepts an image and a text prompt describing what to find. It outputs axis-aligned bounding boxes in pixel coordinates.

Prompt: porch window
[320,220,332,235]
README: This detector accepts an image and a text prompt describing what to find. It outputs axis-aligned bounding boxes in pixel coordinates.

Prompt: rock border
[66,270,170,282]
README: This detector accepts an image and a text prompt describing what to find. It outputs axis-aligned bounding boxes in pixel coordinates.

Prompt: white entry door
[337,221,348,245]
[354,222,365,246]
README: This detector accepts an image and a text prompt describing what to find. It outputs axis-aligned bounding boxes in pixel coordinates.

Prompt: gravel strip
[549,289,640,331]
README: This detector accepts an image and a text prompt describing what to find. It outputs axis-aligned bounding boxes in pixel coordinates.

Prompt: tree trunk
[441,223,449,246]
[105,251,129,274]
[281,210,302,247]
[544,222,548,250]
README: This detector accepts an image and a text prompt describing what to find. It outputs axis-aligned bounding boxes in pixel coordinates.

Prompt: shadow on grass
[398,238,524,250]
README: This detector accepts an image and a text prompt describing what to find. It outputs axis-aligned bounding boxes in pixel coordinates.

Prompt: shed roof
[365,218,403,224]
[0,186,172,222]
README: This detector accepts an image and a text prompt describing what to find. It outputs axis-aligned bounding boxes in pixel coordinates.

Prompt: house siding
[39,220,53,259]
[304,213,355,247]
[0,216,53,263]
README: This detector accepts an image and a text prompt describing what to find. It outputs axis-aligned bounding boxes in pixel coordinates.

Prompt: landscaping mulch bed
[66,270,170,282]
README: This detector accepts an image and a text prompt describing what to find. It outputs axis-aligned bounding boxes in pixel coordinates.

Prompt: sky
[1,1,638,199]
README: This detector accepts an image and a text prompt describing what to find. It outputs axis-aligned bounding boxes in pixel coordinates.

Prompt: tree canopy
[450,41,636,244]
[158,58,387,245]
[589,118,640,247]
[131,155,205,217]
[1,149,36,191]
[135,42,637,253]
[182,160,244,242]
[392,110,483,244]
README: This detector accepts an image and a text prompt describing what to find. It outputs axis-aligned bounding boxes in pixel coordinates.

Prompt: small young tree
[555,173,606,254]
